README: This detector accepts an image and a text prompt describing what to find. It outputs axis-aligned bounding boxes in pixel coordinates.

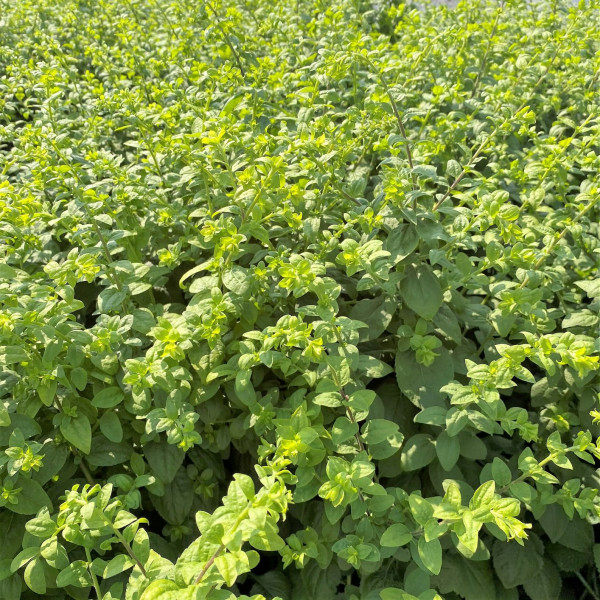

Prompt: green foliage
[0,0,599,598]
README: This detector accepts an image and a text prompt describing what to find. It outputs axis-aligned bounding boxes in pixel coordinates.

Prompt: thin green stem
[79,458,96,487]
[113,527,147,576]
[518,197,599,289]
[194,543,225,585]
[194,504,251,584]
[434,16,579,212]
[352,52,417,190]
[205,0,246,78]
[576,572,600,600]
[85,547,103,599]
[471,2,505,99]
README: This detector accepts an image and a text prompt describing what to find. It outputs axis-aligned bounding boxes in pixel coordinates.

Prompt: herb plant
[0,0,599,599]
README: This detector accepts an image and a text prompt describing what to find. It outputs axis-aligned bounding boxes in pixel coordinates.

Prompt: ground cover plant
[0,0,599,598]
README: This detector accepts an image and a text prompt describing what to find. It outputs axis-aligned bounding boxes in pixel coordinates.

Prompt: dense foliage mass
[0,0,599,598]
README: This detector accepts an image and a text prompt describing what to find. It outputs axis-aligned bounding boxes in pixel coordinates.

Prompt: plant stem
[194,543,225,584]
[498,450,567,494]
[331,327,367,455]
[113,527,147,576]
[434,16,578,212]
[79,458,96,486]
[518,197,599,289]
[205,0,246,79]
[352,52,417,190]
[471,2,504,99]
[576,572,600,600]
[85,547,103,599]
[194,504,251,584]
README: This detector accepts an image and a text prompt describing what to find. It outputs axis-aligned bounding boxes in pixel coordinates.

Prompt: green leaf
[313,392,342,407]
[140,580,197,600]
[470,481,495,509]
[103,554,135,579]
[332,417,358,446]
[418,537,442,575]
[151,469,194,525]
[385,223,420,264]
[25,511,55,538]
[56,561,92,588]
[491,458,512,488]
[346,389,376,412]
[414,407,447,426]
[361,419,400,445]
[555,518,594,552]
[99,410,124,443]
[235,369,256,406]
[433,304,462,343]
[215,552,249,587]
[401,434,436,471]
[357,355,394,378]
[492,539,543,588]
[433,553,497,600]
[0,346,28,365]
[9,477,52,515]
[220,94,244,116]
[0,414,41,445]
[574,279,600,297]
[97,287,127,312]
[349,297,396,342]
[395,348,454,408]
[400,265,443,321]
[87,437,130,467]
[144,441,185,484]
[562,309,598,328]
[381,589,418,600]
[60,413,91,454]
[23,558,46,595]
[435,431,460,471]
[70,367,88,391]
[522,561,561,600]
[10,547,39,572]
[222,266,251,296]
[40,537,69,570]
[538,504,569,544]
[446,159,462,178]
[92,387,124,408]
[381,523,413,547]
[412,165,438,180]
[409,495,434,525]
[0,574,22,600]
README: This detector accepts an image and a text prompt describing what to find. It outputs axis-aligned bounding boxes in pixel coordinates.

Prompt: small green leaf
[92,387,124,409]
[103,554,135,579]
[23,558,46,595]
[60,413,91,454]
[0,346,28,365]
[10,548,39,572]
[97,287,127,312]
[380,588,418,600]
[56,561,92,588]
[25,510,55,538]
[470,481,495,509]
[435,431,460,471]
[491,458,512,488]
[418,537,442,575]
[400,264,443,321]
[401,434,436,471]
[381,524,412,547]
[99,411,124,443]
[9,478,52,516]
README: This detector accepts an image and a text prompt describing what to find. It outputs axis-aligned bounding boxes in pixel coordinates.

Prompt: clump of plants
[0,0,598,598]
